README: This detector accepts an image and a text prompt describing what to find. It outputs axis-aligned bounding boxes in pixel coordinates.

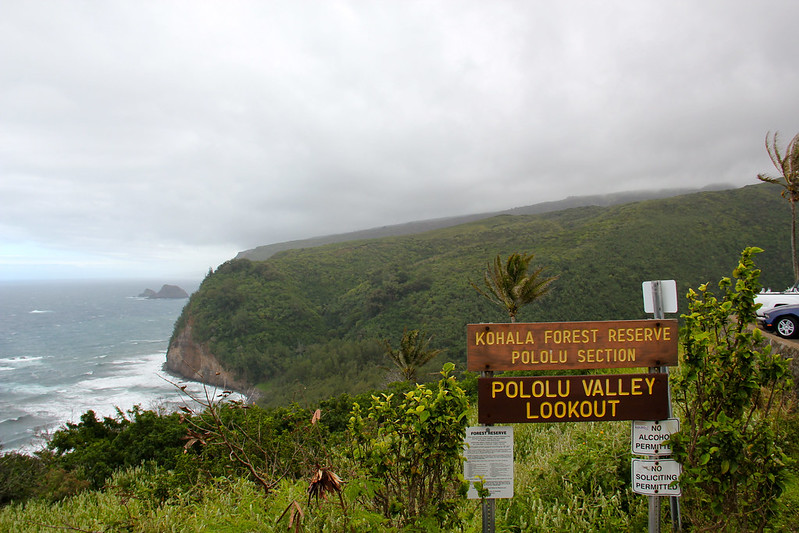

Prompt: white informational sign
[642,280,678,314]
[632,458,682,496]
[631,418,680,456]
[464,426,514,499]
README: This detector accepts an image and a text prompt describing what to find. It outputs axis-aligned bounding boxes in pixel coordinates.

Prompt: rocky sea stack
[139,284,189,299]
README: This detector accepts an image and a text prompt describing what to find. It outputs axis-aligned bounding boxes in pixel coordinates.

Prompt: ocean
[0,279,216,452]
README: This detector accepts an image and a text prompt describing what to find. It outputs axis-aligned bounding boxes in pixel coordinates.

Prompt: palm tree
[383,329,442,383]
[758,131,799,281]
[470,252,557,322]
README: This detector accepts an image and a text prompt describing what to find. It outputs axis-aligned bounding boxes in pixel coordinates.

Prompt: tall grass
[0,419,654,532]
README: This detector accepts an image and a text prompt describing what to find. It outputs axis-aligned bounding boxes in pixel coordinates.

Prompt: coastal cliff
[165,318,249,393]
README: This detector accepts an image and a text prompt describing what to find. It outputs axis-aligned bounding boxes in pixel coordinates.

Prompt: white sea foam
[0,355,44,365]
[38,352,233,434]
[0,279,202,451]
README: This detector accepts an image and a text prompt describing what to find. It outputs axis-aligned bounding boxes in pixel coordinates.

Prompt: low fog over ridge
[237,184,733,262]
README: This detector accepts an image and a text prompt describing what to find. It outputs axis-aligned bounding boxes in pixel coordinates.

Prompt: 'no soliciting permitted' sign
[632,458,682,496]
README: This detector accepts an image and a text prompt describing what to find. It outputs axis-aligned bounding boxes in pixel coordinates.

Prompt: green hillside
[172,183,793,405]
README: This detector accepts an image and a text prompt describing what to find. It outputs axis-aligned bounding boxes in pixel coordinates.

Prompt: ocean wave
[1,376,243,452]
[28,309,53,314]
[96,352,166,366]
[0,355,44,365]
[0,414,42,427]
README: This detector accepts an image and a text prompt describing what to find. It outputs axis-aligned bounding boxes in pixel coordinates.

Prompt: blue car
[762,304,799,338]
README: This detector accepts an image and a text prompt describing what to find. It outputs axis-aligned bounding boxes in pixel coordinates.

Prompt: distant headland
[138,284,189,299]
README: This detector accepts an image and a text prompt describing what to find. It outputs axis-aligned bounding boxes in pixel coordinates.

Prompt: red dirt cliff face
[165,318,249,393]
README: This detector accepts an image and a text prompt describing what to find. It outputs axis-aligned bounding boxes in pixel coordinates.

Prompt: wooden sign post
[467,319,678,372]
[478,373,670,424]
[467,317,680,533]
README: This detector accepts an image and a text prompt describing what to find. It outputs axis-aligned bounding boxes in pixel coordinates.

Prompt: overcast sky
[1,1,798,281]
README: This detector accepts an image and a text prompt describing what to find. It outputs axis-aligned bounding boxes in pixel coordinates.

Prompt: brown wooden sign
[467,319,678,372]
[478,373,670,424]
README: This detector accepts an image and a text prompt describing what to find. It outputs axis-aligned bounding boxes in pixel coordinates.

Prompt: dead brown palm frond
[307,465,343,504]
[276,500,304,532]
[181,427,208,452]
[307,464,347,515]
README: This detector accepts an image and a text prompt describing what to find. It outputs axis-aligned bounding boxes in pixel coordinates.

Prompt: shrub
[671,247,795,530]
[347,363,469,529]
[48,407,187,490]
[0,452,47,505]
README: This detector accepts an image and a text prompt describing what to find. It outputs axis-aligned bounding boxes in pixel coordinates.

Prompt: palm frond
[384,328,443,382]
[471,252,557,321]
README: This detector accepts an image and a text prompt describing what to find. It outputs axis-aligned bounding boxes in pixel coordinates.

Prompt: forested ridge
[172,183,792,405]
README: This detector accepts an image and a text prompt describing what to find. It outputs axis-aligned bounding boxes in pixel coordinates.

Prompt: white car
[755,282,799,317]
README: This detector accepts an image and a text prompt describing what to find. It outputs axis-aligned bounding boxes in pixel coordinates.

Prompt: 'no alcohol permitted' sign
[631,418,680,456]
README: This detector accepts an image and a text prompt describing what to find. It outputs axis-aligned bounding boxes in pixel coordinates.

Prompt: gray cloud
[1,1,798,279]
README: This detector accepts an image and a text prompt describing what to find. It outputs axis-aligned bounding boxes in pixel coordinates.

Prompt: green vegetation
[0,373,662,531]
[671,247,794,530]
[48,407,187,490]
[0,417,655,531]
[0,370,474,531]
[7,387,794,530]
[382,329,442,382]
[4,254,799,529]
[347,363,468,529]
[174,183,795,405]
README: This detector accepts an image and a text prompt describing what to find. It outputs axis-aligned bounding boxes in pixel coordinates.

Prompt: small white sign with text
[632,458,682,496]
[631,418,680,456]
[464,426,514,499]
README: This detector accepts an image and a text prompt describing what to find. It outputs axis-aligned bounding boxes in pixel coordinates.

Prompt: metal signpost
[639,280,682,532]
[478,369,496,533]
